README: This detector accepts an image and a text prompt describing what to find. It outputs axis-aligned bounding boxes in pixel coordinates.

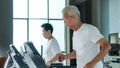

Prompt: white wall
[109,0,120,33]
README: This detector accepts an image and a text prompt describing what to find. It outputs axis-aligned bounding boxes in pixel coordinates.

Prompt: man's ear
[48,30,51,33]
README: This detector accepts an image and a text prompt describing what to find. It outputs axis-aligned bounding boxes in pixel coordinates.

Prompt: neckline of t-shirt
[75,23,86,33]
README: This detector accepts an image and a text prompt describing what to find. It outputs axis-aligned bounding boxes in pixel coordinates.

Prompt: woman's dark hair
[41,23,53,34]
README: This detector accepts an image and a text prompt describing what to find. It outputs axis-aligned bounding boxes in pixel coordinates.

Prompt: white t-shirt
[45,37,61,63]
[73,23,104,68]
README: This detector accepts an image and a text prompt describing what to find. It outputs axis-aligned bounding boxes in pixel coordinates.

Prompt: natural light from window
[13,0,66,65]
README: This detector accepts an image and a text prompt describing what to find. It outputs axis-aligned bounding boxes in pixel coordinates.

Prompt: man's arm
[58,50,76,62]
[46,53,61,66]
[64,50,76,59]
[84,38,111,68]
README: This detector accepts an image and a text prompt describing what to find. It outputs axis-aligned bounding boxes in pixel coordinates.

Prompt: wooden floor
[0,57,6,68]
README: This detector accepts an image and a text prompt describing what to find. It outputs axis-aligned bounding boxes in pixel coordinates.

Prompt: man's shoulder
[50,38,59,46]
[84,24,98,31]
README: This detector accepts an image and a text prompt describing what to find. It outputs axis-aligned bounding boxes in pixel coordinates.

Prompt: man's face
[62,12,75,29]
[42,28,50,39]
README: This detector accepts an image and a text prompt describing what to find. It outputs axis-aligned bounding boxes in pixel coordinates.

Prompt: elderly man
[60,5,111,68]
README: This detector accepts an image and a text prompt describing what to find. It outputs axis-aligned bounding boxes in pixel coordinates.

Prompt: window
[13,0,66,65]
[13,20,27,51]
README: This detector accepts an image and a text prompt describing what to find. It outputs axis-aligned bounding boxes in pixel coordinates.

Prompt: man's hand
[46,61,51,67]
[59,54,65,62]
[84,62,95,68]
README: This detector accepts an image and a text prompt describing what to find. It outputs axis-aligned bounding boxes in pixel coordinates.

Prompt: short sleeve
[72,32,76,51]
[51,40,61,55]
[89,26,104,43]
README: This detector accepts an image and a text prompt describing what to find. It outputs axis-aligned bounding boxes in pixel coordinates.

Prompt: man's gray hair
[62,5,81,19]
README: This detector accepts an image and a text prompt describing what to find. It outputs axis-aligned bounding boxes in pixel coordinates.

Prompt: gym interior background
[0,0,120,68]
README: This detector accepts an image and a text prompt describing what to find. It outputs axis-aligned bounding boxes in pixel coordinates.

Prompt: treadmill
[24,41,47,68]
[4,44,29,68]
